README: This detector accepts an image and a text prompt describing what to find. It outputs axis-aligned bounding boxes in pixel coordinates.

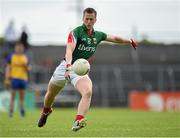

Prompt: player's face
[15,43,24,54]
[83,12,96,30]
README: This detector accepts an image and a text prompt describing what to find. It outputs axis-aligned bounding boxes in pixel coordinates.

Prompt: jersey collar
[82,24,94,35]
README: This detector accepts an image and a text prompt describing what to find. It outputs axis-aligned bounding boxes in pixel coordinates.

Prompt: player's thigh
[10,90,16,99]
[75,76,93,96]
[47,82,64,97]
[48,60,67,96]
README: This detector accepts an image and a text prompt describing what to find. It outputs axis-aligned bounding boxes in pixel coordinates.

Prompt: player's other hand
[130,39,137,50]
[65,64,71,80]
[4,78,11,89]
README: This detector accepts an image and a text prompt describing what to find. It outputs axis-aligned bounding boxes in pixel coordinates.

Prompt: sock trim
[75,114,84,121]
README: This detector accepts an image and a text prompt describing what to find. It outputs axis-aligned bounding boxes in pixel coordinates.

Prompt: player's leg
[9,90,16,117]
[18,79,27,117]
[72,76,92,131]
[38,60,66,127]
[9,79,17,117]
[44,82,64,108]
[76,77,92,116]
[38,82,64,127]
[19,89,25,117]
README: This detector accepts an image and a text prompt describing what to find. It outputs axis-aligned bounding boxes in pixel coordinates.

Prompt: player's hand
[64,64,71,80]
[4,78,11,89]
[130,39,137,50]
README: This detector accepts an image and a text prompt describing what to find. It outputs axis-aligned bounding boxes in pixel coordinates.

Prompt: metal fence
[1,44,180,107]
[30,64,180,107]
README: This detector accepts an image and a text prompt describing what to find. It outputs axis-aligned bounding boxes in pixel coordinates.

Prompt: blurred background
[0,0,180,112]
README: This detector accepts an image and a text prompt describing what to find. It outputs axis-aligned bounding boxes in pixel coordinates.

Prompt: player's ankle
[20,108,25,117]
[42,106,52,114]
[9,111,13,118]
[75,114,84,121]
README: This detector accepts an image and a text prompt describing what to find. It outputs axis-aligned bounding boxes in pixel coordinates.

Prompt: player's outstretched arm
[65,43,75,66]
[64,32,76,80]
[105,34,137,50]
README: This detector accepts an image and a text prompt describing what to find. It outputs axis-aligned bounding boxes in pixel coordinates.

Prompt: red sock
[75,114,84,121]
[42,107,51,114]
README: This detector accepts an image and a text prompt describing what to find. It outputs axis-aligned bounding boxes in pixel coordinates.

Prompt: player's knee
[82,87,92,98]
[10,94,16,100]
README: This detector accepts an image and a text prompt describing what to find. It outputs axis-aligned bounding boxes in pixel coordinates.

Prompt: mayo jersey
[7,53,29,80]
[67,24,107,64]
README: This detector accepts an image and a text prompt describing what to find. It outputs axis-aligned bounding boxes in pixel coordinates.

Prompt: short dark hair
[83,8,97,17]
[15,40,24,47]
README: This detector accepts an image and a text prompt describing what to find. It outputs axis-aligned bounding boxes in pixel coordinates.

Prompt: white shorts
[49,60,89,87]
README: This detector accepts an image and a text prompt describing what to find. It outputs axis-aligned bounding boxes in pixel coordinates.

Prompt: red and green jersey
[67,24,107,64]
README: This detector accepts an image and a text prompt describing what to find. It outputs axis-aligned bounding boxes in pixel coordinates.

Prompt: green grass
[0,108,180,137]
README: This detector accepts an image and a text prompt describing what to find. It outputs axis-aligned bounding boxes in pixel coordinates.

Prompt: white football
[73,58,90,76]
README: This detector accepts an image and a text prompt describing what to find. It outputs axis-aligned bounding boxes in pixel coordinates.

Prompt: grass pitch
[0,108,179,137]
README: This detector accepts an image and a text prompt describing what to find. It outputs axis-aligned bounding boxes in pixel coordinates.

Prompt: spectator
[4,19,17,54]
[20,25,29,51]
[19,25,33,65]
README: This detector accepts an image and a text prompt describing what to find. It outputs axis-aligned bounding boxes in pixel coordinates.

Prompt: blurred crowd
[1,19,32,60]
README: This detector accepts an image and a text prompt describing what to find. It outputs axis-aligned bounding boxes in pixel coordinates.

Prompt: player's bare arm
[4,64,11,87]
[64,32,76,80]
[5,64,11,79]
[106,34,131,44]
[106,34,137,50]
[65,44,74,64]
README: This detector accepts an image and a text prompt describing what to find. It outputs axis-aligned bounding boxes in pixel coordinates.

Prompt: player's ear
[82,16,85,22]
[95,18,97,23]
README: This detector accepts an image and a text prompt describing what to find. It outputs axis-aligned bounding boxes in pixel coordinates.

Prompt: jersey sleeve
[99,31,107,41]
[67,28,79,45]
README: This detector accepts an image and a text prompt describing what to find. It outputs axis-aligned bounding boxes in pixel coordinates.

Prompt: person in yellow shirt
[5,41,30,117]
